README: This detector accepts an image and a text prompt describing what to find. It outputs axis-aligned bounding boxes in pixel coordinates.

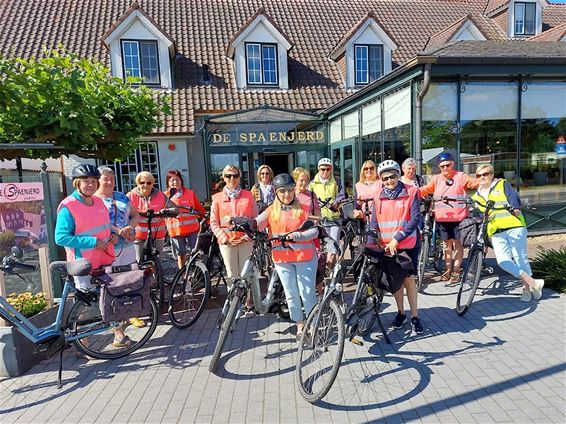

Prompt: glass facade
[383,87,411,164]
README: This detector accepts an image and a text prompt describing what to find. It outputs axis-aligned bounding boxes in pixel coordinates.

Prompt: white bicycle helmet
[318,157,332,168]
[377,160,401,177]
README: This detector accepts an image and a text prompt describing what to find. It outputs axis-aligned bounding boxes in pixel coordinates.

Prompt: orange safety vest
[212,190,256,242]
[58,195,114,269]
[374,185,418,249]
[130,190,167,240]
[433,171,468,222]
[267,204,316,263]
[165,188,202,237]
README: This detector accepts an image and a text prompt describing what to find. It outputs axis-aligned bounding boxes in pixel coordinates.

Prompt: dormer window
[121,40,160,84]
[354,44,383,85]
[514,2,536,35]
[246,43,278,85]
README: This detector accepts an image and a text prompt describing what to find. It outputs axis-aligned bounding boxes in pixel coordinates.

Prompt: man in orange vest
[419,152,479,281]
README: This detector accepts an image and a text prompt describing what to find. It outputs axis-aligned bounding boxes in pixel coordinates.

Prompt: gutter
[414,63,431,176]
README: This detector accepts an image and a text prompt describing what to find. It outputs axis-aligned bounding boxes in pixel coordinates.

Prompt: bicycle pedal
[350,338,364,346]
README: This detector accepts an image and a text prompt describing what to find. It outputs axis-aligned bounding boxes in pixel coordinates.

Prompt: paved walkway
[1,246,565,423]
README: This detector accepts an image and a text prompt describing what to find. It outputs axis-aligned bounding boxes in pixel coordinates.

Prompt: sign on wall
[0,183,47,256]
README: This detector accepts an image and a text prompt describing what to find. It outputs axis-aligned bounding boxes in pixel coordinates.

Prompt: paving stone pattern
[1,262,565,423]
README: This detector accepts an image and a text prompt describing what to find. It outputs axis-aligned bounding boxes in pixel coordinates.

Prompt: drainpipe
[415,63,431,175]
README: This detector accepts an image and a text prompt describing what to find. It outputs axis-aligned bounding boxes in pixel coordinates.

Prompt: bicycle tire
[296,297,345,403]
[416,233,430,291]
[209,294,241,372]
[433,234,445,273]
[168,260,211,329]
[67,295,158,360]
[357,287,379,337]
[456,247,483,316]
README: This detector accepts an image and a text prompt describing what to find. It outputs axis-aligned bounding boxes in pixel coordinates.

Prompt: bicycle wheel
[168,260,211,329]
[416,233,430,291]
[456,247,483,316]
[209,294,241,372]
[433,234,445,273]
[356,285,379,337]
[67,296,158,360]
[296,297,345,403]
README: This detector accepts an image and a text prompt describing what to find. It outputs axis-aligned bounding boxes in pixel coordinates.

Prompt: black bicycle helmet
[72,164,100,179]
[272,173,296,189]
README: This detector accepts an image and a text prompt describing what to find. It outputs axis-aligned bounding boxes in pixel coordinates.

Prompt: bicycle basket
[341,201,356,220]
[99,269,153,323]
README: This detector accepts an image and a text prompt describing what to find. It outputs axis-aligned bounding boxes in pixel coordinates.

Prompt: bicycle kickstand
[57,349,64,389]
[376,314,392,345]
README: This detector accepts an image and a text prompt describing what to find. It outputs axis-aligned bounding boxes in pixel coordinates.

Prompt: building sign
[556,135,566,156]
[0,182,47,255]
[210,130,324,145]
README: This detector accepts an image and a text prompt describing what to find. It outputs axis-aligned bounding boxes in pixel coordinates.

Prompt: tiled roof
[484,0,510,16]
[421,40,566,62]
[529,22,566,40]
[425,13,506,50]
[0,0,564,135]
[545,4,566,29]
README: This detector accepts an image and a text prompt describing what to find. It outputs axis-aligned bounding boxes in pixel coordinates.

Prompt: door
[264,153,291,176]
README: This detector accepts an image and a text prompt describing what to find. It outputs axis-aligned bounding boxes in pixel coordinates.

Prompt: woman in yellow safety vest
[471,164,544,302]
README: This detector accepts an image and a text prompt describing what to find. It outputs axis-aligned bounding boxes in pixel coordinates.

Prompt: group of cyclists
[54,151,545,347]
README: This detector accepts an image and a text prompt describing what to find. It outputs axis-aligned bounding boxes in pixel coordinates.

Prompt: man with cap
[419,152,479,281]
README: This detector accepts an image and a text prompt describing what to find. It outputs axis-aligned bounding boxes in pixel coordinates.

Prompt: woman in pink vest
[127,171,167,263]
[419,152,479,281]
[210,164,258,289]
[353,160,379,220]
[292,167,320,217]
[256,174,319,340]
[371,160,423,334]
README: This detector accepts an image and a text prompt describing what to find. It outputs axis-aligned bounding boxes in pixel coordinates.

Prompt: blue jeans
[274,256,317,322]
[490,227,531,279]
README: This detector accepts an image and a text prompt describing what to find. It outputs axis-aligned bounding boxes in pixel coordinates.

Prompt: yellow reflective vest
[309,175,341,219]
[471,179,526,238]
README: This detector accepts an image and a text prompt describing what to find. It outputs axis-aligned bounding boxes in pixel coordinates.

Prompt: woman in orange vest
[164,169,206,269]
[127,171,167,262]
[256,174,319,340]
[210,164,258,287]
[371,160,423,334]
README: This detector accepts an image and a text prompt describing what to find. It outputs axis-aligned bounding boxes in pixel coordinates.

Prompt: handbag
[98,269,153,323]
[457,217,482,247]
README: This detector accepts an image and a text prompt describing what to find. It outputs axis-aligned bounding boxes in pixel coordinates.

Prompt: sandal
[440,270,452,281]
[112,336,133,348]
[129,317,146,328]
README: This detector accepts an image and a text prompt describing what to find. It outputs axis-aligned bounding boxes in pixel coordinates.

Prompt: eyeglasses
[139,181,153,185]
[319,167,332,172]
[476,172,492,178]
[439,163,452,169]
[260,172,270,176]
[364,167,375,171]
[381,174,398,182]
[224,174,240,179]
[277,188,294,194]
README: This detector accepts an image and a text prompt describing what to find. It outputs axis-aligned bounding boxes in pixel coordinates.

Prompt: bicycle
[208,218,309,373]
[0,247,157,388]
[450,197,508,316]
[296,226,391,403]
[416,196,444,291]
[200,226,227,294]
[167,206,212,328]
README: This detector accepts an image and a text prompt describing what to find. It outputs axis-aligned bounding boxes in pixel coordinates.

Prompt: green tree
[0,48,170,160]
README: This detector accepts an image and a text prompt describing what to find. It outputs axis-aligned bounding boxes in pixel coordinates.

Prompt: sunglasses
[476,172,492,178]
[277,188,294,194]
[139,181,153,185]
[260,172,270,176]
[439,163,452,169]
[381,174,398,182]
[364,167,375,171]
[224,174,240,179]
[319,167,332,172]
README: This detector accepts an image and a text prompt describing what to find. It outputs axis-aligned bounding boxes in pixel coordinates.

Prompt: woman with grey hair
[95,167,140,266]
[400,158,425,187]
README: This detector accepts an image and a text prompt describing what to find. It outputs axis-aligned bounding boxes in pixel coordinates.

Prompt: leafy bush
[531,246,566,294]
[6,292,48,318]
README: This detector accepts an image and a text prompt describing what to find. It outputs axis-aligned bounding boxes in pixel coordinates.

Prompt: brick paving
[1,242,565,423]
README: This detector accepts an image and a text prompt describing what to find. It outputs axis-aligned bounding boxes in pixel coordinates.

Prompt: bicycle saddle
[49,259,92,277]
[362,244,385,259]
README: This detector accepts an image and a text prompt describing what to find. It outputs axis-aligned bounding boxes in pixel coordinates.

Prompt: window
[245,43,278,85]
[121,40,160,84]
[355,45,383,85]
[514,2,536,35]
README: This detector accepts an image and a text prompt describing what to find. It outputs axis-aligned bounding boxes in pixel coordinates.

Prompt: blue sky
[549,0,566,3]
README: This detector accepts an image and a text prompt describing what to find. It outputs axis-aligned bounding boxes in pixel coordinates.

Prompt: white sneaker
[520,288,532,302]
[532,279,545,300]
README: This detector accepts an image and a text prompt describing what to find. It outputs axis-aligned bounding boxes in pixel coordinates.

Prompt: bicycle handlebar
[1,253,38,274]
